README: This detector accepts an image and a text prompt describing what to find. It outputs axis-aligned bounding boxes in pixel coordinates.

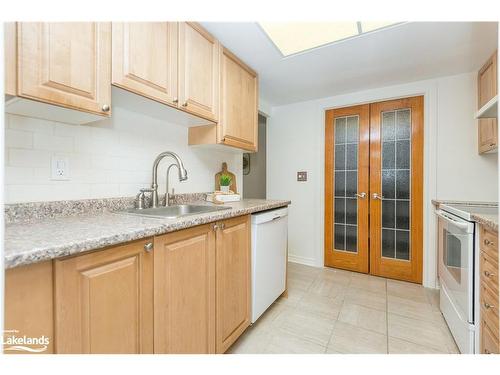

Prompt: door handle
[371,193,383,200]
[355,192,367,199]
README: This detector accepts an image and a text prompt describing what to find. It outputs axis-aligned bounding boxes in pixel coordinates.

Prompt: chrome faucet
[150,151,188,208]
[165,163,178,207]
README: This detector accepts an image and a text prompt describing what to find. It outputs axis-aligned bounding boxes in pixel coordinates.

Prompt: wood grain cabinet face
[17,22,112,116]
[478,51,497,108]
[112,22,178,106]
[219,47,258,151]
[215,215,251,353]
[178,22,220,121]
[54,239,154,354]
[4,261,54,354]
[478,118,498,153]
[154,224,216,354]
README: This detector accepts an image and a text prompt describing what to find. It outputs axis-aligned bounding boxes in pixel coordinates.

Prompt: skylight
[259,22,401,57]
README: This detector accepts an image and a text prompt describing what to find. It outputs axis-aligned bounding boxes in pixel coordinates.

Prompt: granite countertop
[432,199,498,232]
[4,199,290,269]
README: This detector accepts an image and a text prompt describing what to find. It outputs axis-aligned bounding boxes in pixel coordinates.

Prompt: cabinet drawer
[480,284,499,336]
[481,318,499,354]
[481,251,499,294]
[480,227,498,264]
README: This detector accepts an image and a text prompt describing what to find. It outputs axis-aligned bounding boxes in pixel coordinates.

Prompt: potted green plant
[219,174,232,193]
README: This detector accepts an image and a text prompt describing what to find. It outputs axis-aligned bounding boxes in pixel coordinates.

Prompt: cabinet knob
[220,223,225,230]
[101,104,110,112]
[182,102,188,107]
[144,242,154,252]
[485,349,491,354]
[484,270,495,277]
[173,98,179,104]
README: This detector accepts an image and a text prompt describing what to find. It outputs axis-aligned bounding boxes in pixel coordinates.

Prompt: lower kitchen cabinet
[479,226,499,354]
[4,261,54,354]
[54,238,154,354]
[154,224,216,354]
[215,215,252,353]
[4,215,251,354]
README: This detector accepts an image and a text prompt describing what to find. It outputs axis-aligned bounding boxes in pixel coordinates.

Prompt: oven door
[437,210,475,323]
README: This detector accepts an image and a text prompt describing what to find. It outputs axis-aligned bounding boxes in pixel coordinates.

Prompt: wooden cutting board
[214,162,237,193]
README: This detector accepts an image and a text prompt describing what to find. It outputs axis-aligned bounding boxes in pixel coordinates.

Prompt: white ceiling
[201,22,498,107]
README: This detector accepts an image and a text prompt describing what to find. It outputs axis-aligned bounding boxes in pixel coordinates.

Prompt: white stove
[436,202,498,354]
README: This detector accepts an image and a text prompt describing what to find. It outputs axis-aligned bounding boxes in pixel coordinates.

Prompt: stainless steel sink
[117,204,231,219]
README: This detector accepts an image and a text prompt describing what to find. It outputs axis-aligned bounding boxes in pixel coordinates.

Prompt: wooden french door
[325,96,423,283]
[325,105,370,273]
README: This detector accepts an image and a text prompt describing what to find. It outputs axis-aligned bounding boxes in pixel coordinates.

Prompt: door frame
[324,104,370,273]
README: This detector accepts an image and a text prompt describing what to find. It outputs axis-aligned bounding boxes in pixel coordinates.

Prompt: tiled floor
[229,262,460,354]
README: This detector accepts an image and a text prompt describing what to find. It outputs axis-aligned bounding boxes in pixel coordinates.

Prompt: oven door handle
[436,210,471,231]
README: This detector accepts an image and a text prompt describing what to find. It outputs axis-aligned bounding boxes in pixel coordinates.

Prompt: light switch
[51,155,70,180]
[297,171,307,182]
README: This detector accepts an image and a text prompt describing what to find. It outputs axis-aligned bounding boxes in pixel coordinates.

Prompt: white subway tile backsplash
[5,109,243,203]
[5,129,34,149]
[9,149,52,168]
[8,114,54,133]
[33,133,74,152]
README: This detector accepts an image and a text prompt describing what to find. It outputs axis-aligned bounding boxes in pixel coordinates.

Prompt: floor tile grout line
[385,279,389,354]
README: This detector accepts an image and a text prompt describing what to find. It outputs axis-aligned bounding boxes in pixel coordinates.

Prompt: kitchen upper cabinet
[15,22,112,117]
[215,215,251,353]
[178,22,220,122]
[54,239,154,354]
[219,47,258,151]
[477,51,498,154]
[4,22,17,96]
[112,22,178,106]
[188,46,258,152]
[478,118,498,154]
[154,224,216,354]
[478,51,497,109]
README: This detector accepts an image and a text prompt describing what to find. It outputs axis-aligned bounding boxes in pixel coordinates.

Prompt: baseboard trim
[287,254,318,267]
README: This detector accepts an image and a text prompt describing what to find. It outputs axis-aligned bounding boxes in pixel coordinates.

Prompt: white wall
[4,108,242,203]
[267,72,498,287]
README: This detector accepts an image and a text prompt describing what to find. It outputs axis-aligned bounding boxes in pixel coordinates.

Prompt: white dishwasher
[251,206,288,323]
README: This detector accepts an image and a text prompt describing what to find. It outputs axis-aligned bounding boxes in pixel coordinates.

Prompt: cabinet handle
[220,223,225,230]
[483,302,495,309]
[144,242,154,252]
[484,349,491,354]
[182,102,188,107]
[484,270,495,277]
[173,98,178,103]
[484,239,494,246]
[101,104,110,112]
[212,223,219,231]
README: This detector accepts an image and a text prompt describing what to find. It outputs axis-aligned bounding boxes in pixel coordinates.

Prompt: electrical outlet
[51,155,70,181]
[297,171,307,182]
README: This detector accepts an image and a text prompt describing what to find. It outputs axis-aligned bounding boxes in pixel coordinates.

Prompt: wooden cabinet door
[478,51,497,108]
[112,22,178,106]
[17,22,111,116]
[219,47,258,151]
[54,239,154,354]
[154,224,216,354]
[178,22,220,121]
[215,215,251,353]
[4,22,16,96]
[478,118,498,154]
